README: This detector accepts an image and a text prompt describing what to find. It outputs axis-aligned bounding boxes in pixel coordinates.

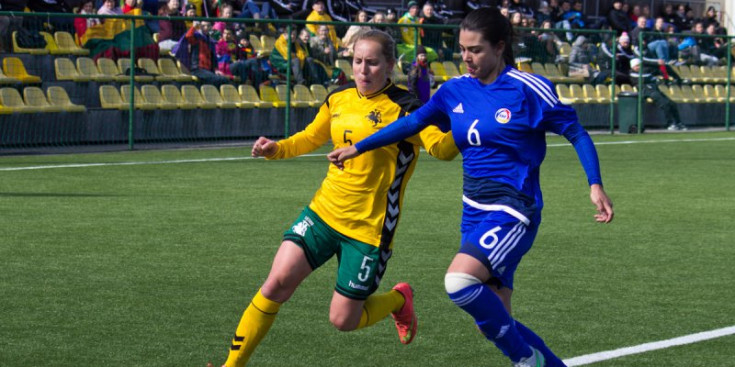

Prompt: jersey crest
[366,109,382,126]
[494,108,511,124]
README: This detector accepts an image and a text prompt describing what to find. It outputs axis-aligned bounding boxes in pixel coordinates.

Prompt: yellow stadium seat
[442,61,461,78]
[0,87,32,113]
[201,84,237,108]
[276,84,311,108]
[97,58,128,82]
[117,58,154,83]
[220,84,248,108]
[596,84,614,102]
[120,85,156,110]
[157,58,195,82]
[39,31,66,55]
[620,84,634,93]
[23,86,64,112]
[543,63,565,83]
[55,58,90,82]
[249,34,264,53]
[336,59,354,80]
[430,62,450,82]
[690,85,709,102]
[702,84,723,102]
[12,31,49,55]
[582,84,605,103]
[309,84,328,104]
[260,35,276,51]
[259,85,285,108]
[458,62,468,75]
[181,85,216,109]
[293,84,318,107]
[3,57,42,84]
[714,85,735,103]
[238,84,273,108]
[0,67,21,85]
[517,61,533,73]
[76,57,114,82]
[680,84,704,103]
[558,42,571,60]
[138,58,175,82]
[47,86,86,112]
[55,31,90,56]
[141,85,177,110]
[555,84,578,104]
[687,66,706,84]
[531,62,546,75]
[161,85,196,109]
[99,85,125,109]
[327,84,339,93]
[569,84,591,103]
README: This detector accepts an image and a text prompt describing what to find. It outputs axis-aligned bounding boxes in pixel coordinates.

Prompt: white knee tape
[444,272,483,294]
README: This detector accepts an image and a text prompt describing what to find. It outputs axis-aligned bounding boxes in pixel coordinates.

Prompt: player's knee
[444,272,482,295]
[329,313,359,332]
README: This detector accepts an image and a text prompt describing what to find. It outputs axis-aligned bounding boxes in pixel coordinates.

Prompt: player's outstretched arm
[252,136,278,158]
[590,184,614,223]
[327,145,360,170]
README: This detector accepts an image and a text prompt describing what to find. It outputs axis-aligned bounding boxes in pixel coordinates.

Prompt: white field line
[564,325,735,366]
[1,136,733,172]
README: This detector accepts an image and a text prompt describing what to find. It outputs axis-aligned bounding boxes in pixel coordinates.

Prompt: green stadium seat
[47,86,87,112]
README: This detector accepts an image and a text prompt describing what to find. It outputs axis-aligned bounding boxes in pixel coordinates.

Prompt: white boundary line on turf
[1,137,733,172]
[563,325,735,366]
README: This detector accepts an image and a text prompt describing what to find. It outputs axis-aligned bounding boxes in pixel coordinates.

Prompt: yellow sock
[356,289,405,329]
[224,289,282,367]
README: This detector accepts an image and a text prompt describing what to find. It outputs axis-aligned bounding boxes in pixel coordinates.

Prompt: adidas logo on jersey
[453,103,464,113]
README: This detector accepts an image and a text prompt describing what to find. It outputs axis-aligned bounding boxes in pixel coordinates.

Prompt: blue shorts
[459,206,540,290]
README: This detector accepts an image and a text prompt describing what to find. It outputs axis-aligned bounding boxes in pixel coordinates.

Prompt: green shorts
[284,206,390,300]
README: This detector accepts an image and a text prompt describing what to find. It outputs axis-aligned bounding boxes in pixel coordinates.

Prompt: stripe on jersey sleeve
[507,69,558,108]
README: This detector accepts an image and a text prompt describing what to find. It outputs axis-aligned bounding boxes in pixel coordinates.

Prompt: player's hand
[590,184,614,223]
[252,136,278,157]
[327,145,359,170]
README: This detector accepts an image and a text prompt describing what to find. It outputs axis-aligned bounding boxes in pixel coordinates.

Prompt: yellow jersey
[266,82,458,249]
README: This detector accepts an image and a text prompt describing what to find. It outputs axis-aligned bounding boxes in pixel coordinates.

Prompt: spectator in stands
[309,24,337,66]
[629,4,640,24]
[305,0,340,49]
[629,58,686,131]
[547,0,563,24]
[27,0,75,32]
[267,0,302,19]
[673,4,688,31]
[661,4,677,30]
[535,0,551,24]
[122,0,138,13]
[701,23,727,60]
[341,9,370,56]
[564,1,587,30]
[182,0,213,17]
[419,2,447,61]
[607,0,630,35]
[213,3,236,33]
[177,21,231,87]
[98,0,123,16]
[406,45,433,103]
[640,5,653,28]
[597,32,634,85]
[158,0,187,51]
[701,6,720,30]
[0,0,27,53]
[465,0,492,14]
[629,16,667,63]
[509,0,534,19]
[74,0,101,40]
[537,19,562,63]
[398,1,420,46]
[690,21,720,66]
[270,28,307,84]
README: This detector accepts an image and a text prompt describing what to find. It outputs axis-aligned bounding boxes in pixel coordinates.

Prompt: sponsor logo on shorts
[292,216,314,236]
[349,280,369,291]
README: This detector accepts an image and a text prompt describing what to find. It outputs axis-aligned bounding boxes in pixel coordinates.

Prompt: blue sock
[447,283,532,362]
[516,320,567,367]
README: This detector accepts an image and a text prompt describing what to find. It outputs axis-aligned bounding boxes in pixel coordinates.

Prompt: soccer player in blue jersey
[328,7,614,367]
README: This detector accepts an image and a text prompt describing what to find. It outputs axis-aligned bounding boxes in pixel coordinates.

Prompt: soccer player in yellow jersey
[216,29,458,367]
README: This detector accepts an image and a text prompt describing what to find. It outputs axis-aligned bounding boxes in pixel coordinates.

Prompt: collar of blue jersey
[356,79,394,99]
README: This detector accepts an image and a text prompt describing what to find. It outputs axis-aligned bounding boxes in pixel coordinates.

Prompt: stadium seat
[97,58,129,82]
[690,85,710,102]
[238,84,273,108]
[555,84,578,104]
[259,85,285,108]
[219,84,248,108]
[335,59,354,80]
[293,84,318,107]
[161,85,196,109]
[309,84,328,104]
[2,57,42,84]
[327,84,339,93]
[531,62,546,75]
[517,62,533,74]
[157,58,196,82]
[542,63,565,83]
[702,84,723,103]
[558,42,571,60]
[458,62,468,75]
[120,85,157,110]
[39,31,66,55]
[392,63,407,83]
[141,85,177,110]
[201,84,237,108]
[54,31,90,56]
[249,34,264,53]
[138,58,175,82]
[687,66,707,84]
[582,84,605,103]
[46,86,86,112]
[0,67,21,85]
[430,62,450,82]
[260,35,276,52]
[569,84,589,103]
[596,84,614,102]
[12,31,49,55]
[118,58,155,83]
[442,61,461,78]
[657,84,678,102]
[680,84,704,103]
[55,58,91,82]
[620,84,635,93]
[276,84,311,108]
[0,87,32,113]
[23,86,64,112]
[714,85,735,103]
[181,85,216,109]
[99,85,125,109]
[76,57,115,82]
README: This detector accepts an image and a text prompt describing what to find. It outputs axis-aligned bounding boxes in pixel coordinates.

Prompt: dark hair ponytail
[460,8,515,68]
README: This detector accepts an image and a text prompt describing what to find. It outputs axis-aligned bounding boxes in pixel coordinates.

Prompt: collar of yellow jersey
[356,80,394,99]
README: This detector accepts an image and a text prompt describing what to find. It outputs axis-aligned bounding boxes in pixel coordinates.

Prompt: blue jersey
[356,66,602,224]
